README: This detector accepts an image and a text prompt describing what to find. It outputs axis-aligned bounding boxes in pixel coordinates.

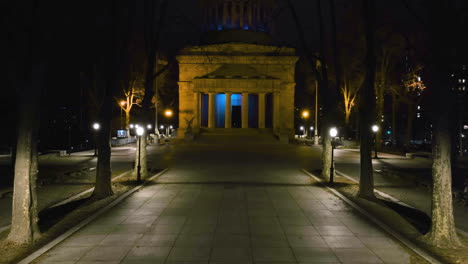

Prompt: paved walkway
[31,134,425,264]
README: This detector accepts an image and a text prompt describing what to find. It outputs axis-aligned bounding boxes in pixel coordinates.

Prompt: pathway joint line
[18,168,169,264]
[301,169,443,264]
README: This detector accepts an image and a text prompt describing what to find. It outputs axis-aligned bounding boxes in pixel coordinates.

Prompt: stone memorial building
[177,0,298,142]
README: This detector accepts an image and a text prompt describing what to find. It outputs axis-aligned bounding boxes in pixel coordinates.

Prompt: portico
[177,43,297,141]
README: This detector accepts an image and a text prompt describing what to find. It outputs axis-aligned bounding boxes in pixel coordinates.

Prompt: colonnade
[203,0,273,31]
[203,92,268,129]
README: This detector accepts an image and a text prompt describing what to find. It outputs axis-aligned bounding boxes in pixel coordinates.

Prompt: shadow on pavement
[38,197,91,232]
[381,199,431,234]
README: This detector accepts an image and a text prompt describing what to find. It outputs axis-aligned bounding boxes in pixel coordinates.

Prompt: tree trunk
[424,89,461,247]
[405,104,415,146]
[321,121,332,180]
[92,81,114,199]
[8,63,45,244]
[316,0,334,182]
[134,135,148,180]
[376,91,384,151]
[391,93,397,145]
[357,0,376,200]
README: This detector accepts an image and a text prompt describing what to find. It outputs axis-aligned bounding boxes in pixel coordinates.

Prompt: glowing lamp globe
[372,125,379,133]
[136,126,145,136]
[93,123,100,130]
[329,127,338,138]
[164,110,173,117]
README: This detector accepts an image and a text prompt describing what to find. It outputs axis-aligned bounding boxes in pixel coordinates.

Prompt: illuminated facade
[177,0,298,142]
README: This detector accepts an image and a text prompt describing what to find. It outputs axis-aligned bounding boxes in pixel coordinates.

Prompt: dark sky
[1,0,419,146]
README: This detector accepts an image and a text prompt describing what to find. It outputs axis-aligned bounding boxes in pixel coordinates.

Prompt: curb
[301,169,443,264]
[335,169,468,238]
[17,168,169,264]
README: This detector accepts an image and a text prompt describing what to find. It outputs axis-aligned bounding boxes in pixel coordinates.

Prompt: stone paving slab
[32,181,423,264]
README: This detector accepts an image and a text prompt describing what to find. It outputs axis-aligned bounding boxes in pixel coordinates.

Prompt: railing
[111,137,137,146]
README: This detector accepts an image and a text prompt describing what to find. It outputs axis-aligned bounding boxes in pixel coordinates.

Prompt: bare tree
[7,0,46,244]
[286,0,335,181]
[118,67,144,132]
[357,0,377,199]
[91,0,134,198]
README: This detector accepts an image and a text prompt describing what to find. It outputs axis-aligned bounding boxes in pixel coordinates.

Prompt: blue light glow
[231,94,242,106]
[215,94,226,128]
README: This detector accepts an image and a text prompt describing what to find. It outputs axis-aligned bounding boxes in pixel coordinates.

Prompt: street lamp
[136,126,144,184]
[164,109,173,117]
[302,111,309,138]
[168,125,173,137]
[299,126,304,138]
[372,125,379,159]
[329,127,338,184]
[92,122,100,156]
[147,124,152,130]
[120,101,126,129]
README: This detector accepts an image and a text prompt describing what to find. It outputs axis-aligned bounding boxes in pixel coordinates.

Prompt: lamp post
[299,126,304,138]
[329,127,338,184]
[136,126,144,184]
[164,110,173,137]
[372,125,379,159]
[160,125,165,136]
[92,122,100,156]
[120,101,126,129]
[302,110,309,138]
[310,126,314,139]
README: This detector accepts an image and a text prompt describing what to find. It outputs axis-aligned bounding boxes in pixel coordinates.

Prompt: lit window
[417,105,421,110]
[463,79,466,83]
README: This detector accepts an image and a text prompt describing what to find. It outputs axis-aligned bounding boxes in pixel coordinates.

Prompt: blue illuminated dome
[200,0,277,44]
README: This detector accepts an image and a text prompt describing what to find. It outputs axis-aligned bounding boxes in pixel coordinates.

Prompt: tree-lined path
[30,133,428,264]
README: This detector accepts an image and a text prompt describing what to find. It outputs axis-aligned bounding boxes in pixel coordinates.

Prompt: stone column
[193,92,200,128]
[273,92,280,130]
[231,1,236,27]
[215,3,218,27]
[225,92,232,128]
[240,2,244,28]
[208,92,215,128]
[242,92,249,128]
[258,92,266,128]
[248,1,253,28]
[223,2,227,28]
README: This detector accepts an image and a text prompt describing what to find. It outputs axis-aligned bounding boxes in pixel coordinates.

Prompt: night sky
[1,0,463,151]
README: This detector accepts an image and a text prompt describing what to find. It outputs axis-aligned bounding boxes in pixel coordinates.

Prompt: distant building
[177,0,298,142]
[450,64,468,155]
